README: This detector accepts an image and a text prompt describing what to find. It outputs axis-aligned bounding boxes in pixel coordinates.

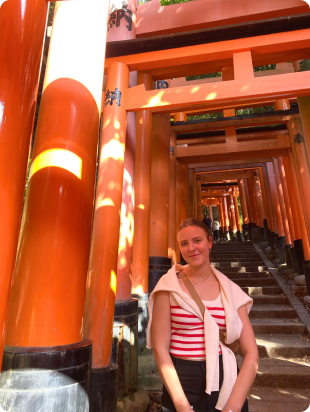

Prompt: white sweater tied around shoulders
[146,264,253,411]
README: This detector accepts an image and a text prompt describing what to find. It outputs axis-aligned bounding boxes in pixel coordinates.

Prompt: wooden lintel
[126,72,310,114]
[199,170,255,182]
[192,161,266,170]
[105,27,310,70]
[177,130,288,145]
[173,112,298,133]
[176,135,290,158]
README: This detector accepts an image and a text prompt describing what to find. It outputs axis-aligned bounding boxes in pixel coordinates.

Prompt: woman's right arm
[152,291,193,412]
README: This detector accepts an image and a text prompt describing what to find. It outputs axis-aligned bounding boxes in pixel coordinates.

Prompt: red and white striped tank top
[170,294,226,359]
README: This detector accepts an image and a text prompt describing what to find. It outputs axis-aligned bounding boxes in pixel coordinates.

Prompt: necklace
[188,270,213,287]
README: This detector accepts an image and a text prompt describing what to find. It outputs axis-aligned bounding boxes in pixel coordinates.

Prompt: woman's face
[177,225,212,268]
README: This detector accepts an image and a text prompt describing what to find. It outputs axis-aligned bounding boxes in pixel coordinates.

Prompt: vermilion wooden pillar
[223,196,230,239]
[287,152,310,264]
[287,118,310,280]
[181,164,187,221]
[262,163,277,249]
[238,179,249,240]
[267,162,286,263]
[187,168,195,217]
[219,198,225,239]
[107,0,137,307]
[248,178,259,228]
[132,74,153,295]
[281,156,303,273]
[197,178,202,220]
[84,60,129,359]
[277,157,295,240]
[168,132,177,263]
[84,60,129,411]
[4,1,110,409]
[176,160,182,261]
[208,205,213,220]
[0,0,49,370]
[228,194,237,241]
[273,158,291,245]
[233,194,243,242]
[244,179,254,239]
[253,171,266,241]
[287,119,310,248]
[149,114,171,292]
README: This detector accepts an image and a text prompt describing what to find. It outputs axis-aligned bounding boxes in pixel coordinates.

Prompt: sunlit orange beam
[105,29,310,73]
[126,71,310,114]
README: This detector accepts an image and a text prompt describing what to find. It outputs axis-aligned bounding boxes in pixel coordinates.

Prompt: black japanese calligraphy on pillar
[105,89,122,107]
[153,80,169,90]
[294,133,305,144]
[108,1,133,32]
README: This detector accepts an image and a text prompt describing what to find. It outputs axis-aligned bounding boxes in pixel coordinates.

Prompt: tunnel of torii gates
[3,0,310,410]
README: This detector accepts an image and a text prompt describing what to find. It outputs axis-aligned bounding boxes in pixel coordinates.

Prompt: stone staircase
[212,242,310,412]
[139,242,310,412]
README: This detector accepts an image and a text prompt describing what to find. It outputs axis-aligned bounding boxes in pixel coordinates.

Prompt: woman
[147,218,259,412]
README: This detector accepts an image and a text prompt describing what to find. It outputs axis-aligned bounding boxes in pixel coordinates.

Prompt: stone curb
[253,243,310,339]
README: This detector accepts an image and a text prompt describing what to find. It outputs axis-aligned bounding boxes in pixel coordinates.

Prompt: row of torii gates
[2,0,310,411]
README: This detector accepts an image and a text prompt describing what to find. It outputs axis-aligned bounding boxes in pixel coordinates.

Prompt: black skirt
[161,355,249,412]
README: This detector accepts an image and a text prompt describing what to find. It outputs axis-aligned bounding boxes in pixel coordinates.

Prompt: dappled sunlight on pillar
[29,149,82,180]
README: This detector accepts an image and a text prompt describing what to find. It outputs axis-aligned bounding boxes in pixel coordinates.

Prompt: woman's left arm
[222,304,259,412]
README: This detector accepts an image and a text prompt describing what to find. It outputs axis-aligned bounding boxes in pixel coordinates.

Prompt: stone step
[255,334,310,358]
[251,318,305,334]
[248,387,310,412]
[251,294,287,304]
[242,285,283,296]
[212,263,266,270]
[212,252,259,258]
[250,304,296,319]
[233,278,277,287]
[238,357,310,388]
[212,257,264,263]
[223,272,269,279]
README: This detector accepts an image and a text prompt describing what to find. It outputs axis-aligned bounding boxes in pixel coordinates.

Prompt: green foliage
[253,64,276,72]
[48,2,56,26]
[186,72,221,81]
[299,60,310,72]
[235,106,274,115]
[187,112,224,121]
[139,0,194,4]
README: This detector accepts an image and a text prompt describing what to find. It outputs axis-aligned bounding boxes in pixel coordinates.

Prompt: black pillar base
[268,231,275,250]
[259,227,265,243]
[277,236,286,264]
[273,233,278,248]
[284,244,292,269]
[294,239,305,275]
[290,247,298,274]
[148,256,172,293]
[0,340,92,412]
[224,230,229,240]
[236,231,243,242]
[90,364,118,412]
[132,293,148,340]
[242,224,249,241]
[303,260,310,296]
[248,222,253,240]
[112,299,138,397]
[263,218,268,241]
